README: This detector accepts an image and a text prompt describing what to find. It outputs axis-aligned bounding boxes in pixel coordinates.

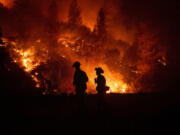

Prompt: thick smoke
[0,0,178,94]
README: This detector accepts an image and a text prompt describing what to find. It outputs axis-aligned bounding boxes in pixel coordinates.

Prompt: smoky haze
[0,0,179,94]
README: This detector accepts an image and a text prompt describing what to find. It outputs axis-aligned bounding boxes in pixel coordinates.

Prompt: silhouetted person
[95,67,106,94]
[73,61,88,96]
[95,67,108,112]
[73,61,88,113]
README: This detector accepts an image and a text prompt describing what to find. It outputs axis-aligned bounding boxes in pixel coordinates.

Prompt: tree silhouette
[93,8,107,39]
[68,0,82,26]
[0,27,39,95]
[49,0,58,23]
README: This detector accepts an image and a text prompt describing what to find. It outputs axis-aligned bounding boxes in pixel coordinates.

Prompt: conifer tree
[49,0,58,23]
[68,0,82,25]
[93,8,107,38]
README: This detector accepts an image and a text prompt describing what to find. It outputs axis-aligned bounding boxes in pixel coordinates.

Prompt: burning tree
[0,0,171,95]
[0,28,39,95]
[68,0,82,26]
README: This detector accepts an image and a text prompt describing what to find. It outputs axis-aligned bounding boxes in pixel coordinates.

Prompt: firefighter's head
[72,61,81,69]
[95,67,104,75]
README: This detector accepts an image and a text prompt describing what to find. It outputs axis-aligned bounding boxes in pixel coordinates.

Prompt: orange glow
[13,48,39,72]
[57,34,134,94]
[31,74,40,88]
[0,1,167,95]
[4,23,165,95]
[0,0,14,8]
[81,63,133,94]
[12,45,47,73]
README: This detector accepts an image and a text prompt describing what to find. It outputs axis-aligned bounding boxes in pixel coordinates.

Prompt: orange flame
[13,47,40,72]
[81,63,133,94]
[0,0,14,9]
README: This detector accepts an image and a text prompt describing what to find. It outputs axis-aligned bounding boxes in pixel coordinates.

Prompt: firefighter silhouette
[73,61,88,113]
[95,67,109,94]
[73,61,88,96]
[95,67,108,112]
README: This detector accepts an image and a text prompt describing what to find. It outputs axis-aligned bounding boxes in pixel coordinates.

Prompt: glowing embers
[107,81,127,94]
[105,75,129,94]
[82,63,132,94]
[31,74,41,88]
[58,33,82,53]
[58,33,78,46]
[13,47,40,72]
[157,56,167,67]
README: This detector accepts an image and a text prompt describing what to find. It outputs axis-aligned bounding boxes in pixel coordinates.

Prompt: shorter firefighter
[95,67,109,112]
